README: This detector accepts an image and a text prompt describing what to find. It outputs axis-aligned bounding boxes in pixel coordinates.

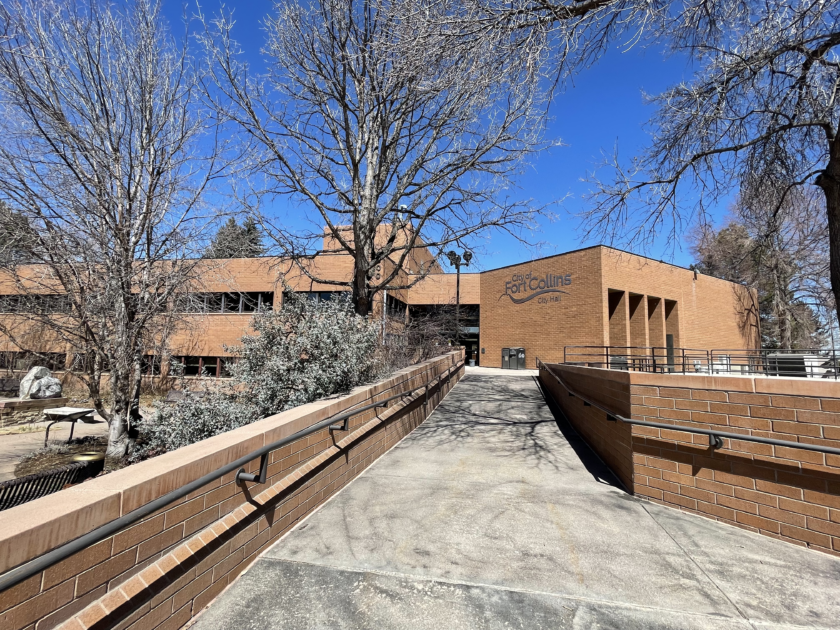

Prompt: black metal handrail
[537,358,840,457]
[0,357,463,593]
[562,346,839,379]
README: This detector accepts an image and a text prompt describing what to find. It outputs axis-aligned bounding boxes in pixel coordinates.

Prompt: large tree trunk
[816,149,840,337]
[352,263,371,316]
[105,366,134,458]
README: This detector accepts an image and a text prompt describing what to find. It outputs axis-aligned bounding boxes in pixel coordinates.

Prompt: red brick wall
[540,364,840,556]
[0,351,464,630]
[540,365,633,489]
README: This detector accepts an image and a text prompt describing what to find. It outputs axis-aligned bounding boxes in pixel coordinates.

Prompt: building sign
[502,272,571,304]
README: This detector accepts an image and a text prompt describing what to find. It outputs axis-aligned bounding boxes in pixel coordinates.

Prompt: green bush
[136,291,380,457]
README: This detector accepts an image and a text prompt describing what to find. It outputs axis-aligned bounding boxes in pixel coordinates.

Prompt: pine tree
[205,217,265,258]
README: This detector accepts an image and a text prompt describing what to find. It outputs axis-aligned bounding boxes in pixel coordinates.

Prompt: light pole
[446,250,472,347]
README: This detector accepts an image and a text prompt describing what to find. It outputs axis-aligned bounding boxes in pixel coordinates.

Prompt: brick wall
[0,351,464,630]
[540,364,840,556]
[480,246,758,369]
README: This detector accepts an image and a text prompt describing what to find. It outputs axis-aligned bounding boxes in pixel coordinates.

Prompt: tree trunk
[816,151,840,339]
[352,259,371,316]
[105,366,133,458]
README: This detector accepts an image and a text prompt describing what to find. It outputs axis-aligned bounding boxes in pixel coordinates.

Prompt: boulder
[29,376,62,399]
[19,366,51,399]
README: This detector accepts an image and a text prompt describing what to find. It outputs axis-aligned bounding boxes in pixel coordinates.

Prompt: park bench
[0,457,103,511]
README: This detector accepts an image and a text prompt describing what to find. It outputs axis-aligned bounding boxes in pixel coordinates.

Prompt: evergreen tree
[205,216,265,258]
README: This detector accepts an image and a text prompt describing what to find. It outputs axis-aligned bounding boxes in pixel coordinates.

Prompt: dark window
[258,292,274,310]
[0,295,20,313]
[72,352,110,373]
[141,355,161,376]
[0,294,70,314]
[8,352,67,371]
[174,356,225,377]
[222,293,240,313]
[241,292,259,313]
[182,356,202,376]
[206,293,223,313]
[285,291,344,306]
[175,291,274,314]
[386,294,407,318]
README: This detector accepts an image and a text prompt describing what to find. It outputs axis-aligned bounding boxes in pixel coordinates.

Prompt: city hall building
[0,237,760,376]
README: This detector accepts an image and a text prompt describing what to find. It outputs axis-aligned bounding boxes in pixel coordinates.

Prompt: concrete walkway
[192,370,840,629]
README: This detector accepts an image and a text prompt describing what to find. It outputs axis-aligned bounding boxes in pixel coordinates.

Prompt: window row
[0,351,164,375]
[174,292,274,314]
[282,290,345,304]
[0,294,70,314]
[0,291,276,315]
[171,356,233,378]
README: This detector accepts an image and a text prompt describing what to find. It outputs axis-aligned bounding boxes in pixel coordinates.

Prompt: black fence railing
[563,346,839,379]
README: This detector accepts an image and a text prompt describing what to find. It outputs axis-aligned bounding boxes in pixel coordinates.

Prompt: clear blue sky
[165,2,727,271]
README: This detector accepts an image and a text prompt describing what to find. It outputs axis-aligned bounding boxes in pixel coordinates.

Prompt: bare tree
[200,0,551,316]
[692,186,831,348]
[576,0,840,326]
[0,0,229,457]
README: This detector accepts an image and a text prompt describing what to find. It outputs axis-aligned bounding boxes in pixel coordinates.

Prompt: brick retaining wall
[0,351,464,630]
[540,364,840,556]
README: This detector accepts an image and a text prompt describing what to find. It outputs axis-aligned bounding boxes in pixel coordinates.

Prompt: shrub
[135,291,380,457]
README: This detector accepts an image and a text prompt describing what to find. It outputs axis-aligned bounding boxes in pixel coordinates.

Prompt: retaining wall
[0,350,464,630]
[540,364,840,556]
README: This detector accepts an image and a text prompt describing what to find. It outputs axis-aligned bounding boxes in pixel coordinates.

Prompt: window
[222,293,240,313]
[285,291,344,306]
[0,294,70,314]
[386,294,407,318]
[71,352,110,373]
[141,355,162,376]
[0,295,20,313]
[175,291,274,314]
[173,356,226,377]
[1,351,67,372]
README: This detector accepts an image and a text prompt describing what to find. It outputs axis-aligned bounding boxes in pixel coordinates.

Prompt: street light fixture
[446,250,471,347]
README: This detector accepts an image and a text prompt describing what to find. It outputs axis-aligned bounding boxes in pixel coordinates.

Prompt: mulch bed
[13,436,126,478]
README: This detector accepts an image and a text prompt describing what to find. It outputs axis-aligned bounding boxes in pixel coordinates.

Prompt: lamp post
[446,250,472,346]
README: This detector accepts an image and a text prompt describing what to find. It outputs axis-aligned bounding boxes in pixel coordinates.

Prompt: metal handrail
[0,358,463,593]
[536,358,840,457]
[562,345,839,379]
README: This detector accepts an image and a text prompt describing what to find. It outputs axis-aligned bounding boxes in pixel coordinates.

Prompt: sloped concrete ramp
[191,370,840,629]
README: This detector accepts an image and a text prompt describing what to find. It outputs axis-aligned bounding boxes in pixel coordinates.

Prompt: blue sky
[165,2,728,271]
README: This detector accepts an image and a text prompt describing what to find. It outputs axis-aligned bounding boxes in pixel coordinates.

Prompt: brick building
[0,242,759,375]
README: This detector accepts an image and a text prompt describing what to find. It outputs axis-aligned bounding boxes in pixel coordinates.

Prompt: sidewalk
[191,370,840,629]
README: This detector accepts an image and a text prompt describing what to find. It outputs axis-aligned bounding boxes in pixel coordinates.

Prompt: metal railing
[0,459,102,511]
[537,357,840,457]
[563,346,839,379]
[0,357,464,593]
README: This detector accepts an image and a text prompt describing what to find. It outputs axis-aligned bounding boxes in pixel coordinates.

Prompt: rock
[29,376,62,399]
[19,366,52,399]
